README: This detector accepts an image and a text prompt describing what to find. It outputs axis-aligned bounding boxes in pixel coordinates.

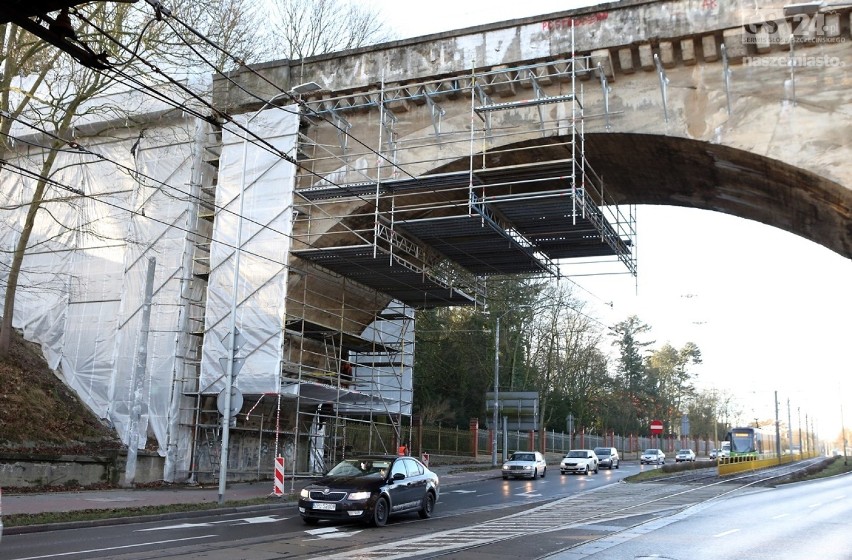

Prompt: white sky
[361,0,852,442]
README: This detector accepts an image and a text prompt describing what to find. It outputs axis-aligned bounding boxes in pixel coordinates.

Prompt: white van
[719,442,731,458]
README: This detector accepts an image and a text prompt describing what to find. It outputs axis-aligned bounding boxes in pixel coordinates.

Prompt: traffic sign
[650,420,664,434]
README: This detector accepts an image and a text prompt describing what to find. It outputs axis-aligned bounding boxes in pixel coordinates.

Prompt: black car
[298,454,440,527]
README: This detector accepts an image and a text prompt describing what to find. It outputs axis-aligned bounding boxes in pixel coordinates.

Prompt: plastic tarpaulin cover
[199,106,298,396]
[0,123,202,463]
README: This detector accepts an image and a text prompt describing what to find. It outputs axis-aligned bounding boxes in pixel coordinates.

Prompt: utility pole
[774,391,781,460]
[787,398,794,457]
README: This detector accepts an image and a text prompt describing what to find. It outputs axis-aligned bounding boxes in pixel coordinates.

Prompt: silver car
[593,446,620,469]
[502,451,547,479]
[640,448,666,465]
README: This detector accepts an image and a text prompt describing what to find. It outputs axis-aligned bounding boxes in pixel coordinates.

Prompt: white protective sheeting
[0,120,206,480]
[199,106,298,396]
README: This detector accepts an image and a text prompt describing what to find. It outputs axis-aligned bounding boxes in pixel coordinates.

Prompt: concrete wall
[0,451,164,489]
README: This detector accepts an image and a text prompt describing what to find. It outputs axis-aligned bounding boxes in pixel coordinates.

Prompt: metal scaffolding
[182,33,636,483]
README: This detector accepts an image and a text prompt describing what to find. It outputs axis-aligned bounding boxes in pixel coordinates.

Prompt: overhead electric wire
[151,0,492,208]
[67,5,483,298]
[12,1,625,310]
[0,158,295,270]
[2,113,302,246]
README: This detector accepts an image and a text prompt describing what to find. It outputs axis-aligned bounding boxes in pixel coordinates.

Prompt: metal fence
[418,425,722,459]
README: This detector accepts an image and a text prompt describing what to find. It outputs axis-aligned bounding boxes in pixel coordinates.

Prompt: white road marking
[11,535,216,560]
[138,515,286,531]
[772,513,790,519]
[714,529,740,537]
[305,527,362,539]
[448,490,476,494]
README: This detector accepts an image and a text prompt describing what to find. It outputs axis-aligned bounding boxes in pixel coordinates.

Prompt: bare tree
[270,0,394,59]
[0,0,272,359]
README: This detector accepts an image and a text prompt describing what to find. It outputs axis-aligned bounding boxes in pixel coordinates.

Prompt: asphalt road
[0,462,635,560]
[2,462,848,560]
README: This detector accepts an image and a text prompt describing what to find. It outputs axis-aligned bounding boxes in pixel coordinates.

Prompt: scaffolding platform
[292,244,478,308]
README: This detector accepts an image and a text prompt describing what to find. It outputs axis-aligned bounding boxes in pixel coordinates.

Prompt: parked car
[640,448,666,465]
[560,449,599,475]
[593,446,620,469]
[298,454,439,527]
[502,451,547,479]
[675,449,696,462]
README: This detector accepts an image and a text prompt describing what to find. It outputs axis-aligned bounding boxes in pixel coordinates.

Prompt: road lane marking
[305,527,362,539]
[714,529,740,537]
[137,515,287,531]
[772,513,790,519]
[11,535,216,560]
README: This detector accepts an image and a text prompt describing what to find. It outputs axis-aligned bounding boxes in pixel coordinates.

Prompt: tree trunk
[0,152,57,359]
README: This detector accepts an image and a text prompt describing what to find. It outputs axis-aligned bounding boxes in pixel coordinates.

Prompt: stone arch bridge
[217,0,850,275]
[202,0,851,472]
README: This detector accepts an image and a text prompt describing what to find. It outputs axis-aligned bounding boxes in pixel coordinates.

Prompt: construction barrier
[273,457,285,496]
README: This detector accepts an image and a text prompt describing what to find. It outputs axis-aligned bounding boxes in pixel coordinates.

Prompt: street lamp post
[218,83,320,504]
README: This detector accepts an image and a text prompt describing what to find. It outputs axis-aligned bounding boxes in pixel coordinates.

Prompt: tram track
[308,458,829,560]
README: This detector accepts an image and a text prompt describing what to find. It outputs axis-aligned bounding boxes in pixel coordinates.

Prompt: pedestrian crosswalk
[307,483,733,560]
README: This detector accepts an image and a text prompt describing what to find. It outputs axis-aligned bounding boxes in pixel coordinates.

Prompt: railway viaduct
[198,0,851,474]
[216,0,851,262]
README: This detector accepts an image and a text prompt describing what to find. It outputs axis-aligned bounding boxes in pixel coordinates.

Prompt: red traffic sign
[650,420,664,434]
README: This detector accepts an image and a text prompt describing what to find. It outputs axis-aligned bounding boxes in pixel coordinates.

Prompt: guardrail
[717,452,820,476]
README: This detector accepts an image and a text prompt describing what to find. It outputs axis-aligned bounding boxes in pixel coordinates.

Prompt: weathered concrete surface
[0,451,163,488]
[215,0,852,259]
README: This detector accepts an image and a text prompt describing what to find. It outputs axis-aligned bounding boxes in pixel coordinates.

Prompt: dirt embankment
[0,328,121,455]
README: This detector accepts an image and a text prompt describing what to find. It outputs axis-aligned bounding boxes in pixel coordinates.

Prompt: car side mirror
[393,472,406,481]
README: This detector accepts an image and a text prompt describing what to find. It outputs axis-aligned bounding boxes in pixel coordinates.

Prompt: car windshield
[678,450,691,454]
[511,453,535,461]
[644,449,658,455]
[566,451,588,458]
[594,448,609,455]
[327,458,391,477]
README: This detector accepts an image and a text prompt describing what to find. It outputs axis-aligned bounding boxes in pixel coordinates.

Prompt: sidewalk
[1,463,503,519]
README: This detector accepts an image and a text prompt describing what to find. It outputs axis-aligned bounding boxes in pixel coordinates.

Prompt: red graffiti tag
[542,12,609,31]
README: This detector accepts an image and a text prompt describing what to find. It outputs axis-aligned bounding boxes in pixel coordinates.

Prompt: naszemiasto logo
[742,10,844,45]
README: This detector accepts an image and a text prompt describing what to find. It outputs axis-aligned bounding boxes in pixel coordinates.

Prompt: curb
[3,467,503,535]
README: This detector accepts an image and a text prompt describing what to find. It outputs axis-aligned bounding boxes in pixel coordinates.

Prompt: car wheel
[560,470,566,475]
[594,464,599,474]
[615,461,620,469]
[370,496,390,527]
[502,475,509,480]
[584,465,590,475]
[418,491,436,519]
[541,466,546,478]
[302,516,319,526]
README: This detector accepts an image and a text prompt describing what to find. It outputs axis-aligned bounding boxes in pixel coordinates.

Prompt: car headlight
[347,491,371,501]
[502,464,509,470]
[523,465,532,470]
[300,488,310,499]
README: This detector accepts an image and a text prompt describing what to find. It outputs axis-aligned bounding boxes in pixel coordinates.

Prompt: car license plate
[312,502,336,511]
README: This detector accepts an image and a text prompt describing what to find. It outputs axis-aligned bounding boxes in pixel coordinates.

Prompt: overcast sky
[360,0,852,442]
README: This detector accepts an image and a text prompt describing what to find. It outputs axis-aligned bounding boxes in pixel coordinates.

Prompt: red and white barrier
[273,456,285,496]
